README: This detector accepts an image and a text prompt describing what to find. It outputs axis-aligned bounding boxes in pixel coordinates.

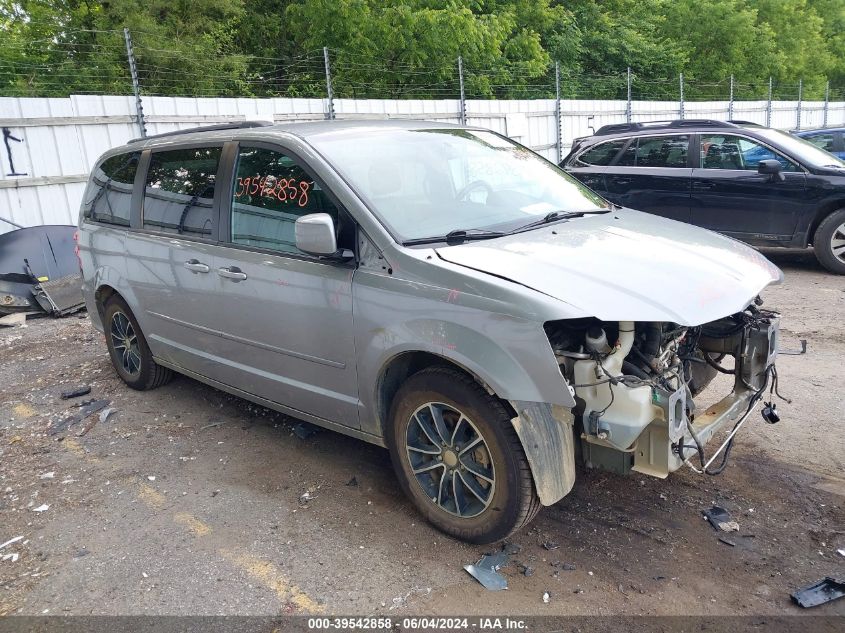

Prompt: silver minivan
[78,121,784,543]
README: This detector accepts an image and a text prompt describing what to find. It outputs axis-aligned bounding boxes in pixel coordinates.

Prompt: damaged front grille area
[544,303,782,478]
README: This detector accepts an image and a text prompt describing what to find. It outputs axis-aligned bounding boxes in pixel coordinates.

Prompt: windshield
[748,127,845,168]
[310,127,608,242]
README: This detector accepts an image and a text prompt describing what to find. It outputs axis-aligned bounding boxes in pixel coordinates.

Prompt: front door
[691,133,807,241]
[208,144,359,427]
[603,134,692,223]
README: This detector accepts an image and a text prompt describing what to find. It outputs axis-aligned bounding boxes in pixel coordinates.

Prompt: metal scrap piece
[49,399,110,436]
[464,552,509,591]
[791,577,845,608]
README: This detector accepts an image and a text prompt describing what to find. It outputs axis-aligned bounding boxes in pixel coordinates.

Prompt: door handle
[184,259,210,273]
[218,266,248,281]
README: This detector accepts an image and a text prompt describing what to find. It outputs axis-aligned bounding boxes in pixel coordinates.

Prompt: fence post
[823,80,830,128]
[796,78,803,131]
[766,76,773,127]
[323,47,335,120]
[626,66,632,123]
[123,28,146,138]
[555,62,562,163]
[728,74,734,121]
[679,73,685,120]
[457,56,466,126]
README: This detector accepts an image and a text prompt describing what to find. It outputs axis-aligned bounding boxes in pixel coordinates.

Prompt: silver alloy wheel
[110,311,141,375]
[830,221,845,265]
[405,402,495,518]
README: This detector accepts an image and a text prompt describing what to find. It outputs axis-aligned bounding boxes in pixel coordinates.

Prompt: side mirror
[295,213,338,256]
[757,159,785,182]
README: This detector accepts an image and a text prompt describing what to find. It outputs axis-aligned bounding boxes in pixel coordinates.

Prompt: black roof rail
[593,119,739,136]
[727,119,763,127]
[128,121,274,144]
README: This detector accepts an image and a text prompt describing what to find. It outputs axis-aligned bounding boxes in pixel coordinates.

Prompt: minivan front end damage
[544,304,780,482]
[506,304,782,505]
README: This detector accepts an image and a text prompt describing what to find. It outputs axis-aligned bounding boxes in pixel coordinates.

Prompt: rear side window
[575,139,626,166]
[230,146,340,255]
[83,152,140,226]
[615,135,689,168]
[142,147,222,236]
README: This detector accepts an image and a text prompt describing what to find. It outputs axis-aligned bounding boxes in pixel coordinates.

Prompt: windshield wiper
[402,228,507,246]
[511,208,611,233]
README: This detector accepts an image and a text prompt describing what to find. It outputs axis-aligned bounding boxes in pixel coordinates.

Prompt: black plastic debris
[49,399,110,436]
[345,476,358,487]
[542,541,560,551]
[718,537,736,547]
[293,422,318,440]
[703,506,740,532]
[61,386,91,399]
[464,552,509,591]
[791,577,845,608]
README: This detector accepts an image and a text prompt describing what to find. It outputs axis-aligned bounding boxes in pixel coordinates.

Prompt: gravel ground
[0,248,843,617]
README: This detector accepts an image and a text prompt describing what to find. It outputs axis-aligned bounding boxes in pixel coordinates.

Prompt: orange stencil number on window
[234,175,312,208]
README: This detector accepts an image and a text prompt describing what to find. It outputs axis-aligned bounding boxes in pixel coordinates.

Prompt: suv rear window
[575,139,625,166]
[142,147,222,236]
[616,135,689,168]
[83,152,140,226]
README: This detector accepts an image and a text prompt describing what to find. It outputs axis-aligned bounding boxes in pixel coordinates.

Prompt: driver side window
[700,134,798,172]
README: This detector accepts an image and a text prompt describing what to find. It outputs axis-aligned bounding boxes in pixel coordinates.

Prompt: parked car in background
[79,121,783,543]
[561,119,845,274]
[793,127,845,159]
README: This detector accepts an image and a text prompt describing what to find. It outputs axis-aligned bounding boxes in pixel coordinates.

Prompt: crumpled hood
[435,209,783,326]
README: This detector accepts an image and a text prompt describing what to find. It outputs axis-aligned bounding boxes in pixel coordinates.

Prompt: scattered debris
[542,541,560,550]
[503,542,522,555]
[518,564,534,577]
[49,399,110,436]
[389,586,431,610]
[200,420,226,431]
[837,549,845,558]
[1,553,20,563]
[718,537,736,547]
[791,577,845,608]
[293,422,319,440]
[464,552,509,591]
[703,506,740,532]
[298,491,316,506]
[60,385,91,399]
[32,504,49,513]
[345,476,358,487]
[39,472,54,479]
[98,407,117,424]
[542,591,550,603]
[147,476,156,482]
[0,536,23,550]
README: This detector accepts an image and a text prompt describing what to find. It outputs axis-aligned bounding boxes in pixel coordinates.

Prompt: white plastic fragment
[147,476,156,481]
[99,407,117,423]
[0,536,23,550]
[39,472,55,479]
[543,591,550,604]
[2,553,20,563]
[32,504,50,513]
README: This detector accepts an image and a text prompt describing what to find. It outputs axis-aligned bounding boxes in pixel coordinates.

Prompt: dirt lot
[1,248,843,617]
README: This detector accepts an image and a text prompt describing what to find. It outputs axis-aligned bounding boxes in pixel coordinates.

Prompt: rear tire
[102,295,172,390]
[385,366,540,544]
[812,208,845,274]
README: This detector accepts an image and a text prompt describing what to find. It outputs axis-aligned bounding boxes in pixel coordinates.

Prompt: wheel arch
[808,198,845,244]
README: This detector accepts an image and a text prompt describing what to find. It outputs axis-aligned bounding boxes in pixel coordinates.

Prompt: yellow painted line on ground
[221,549,323,613]
[13,403,35,418]
[174,512,211,536]
[137,482,166,509]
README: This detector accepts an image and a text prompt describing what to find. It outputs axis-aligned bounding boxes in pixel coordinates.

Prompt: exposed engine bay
[545,300,783,478]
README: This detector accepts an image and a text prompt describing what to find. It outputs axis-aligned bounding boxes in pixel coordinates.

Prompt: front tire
[102,295,172,390]
[385,366,540,543]
[813,208,845,274]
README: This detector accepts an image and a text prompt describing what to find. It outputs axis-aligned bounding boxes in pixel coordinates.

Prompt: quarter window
[230,146,339,255]
[83,152,140,226]
[615,135,689,168]
[700,134,798,172]
[576,139,626,166]
[142,147,222,236]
